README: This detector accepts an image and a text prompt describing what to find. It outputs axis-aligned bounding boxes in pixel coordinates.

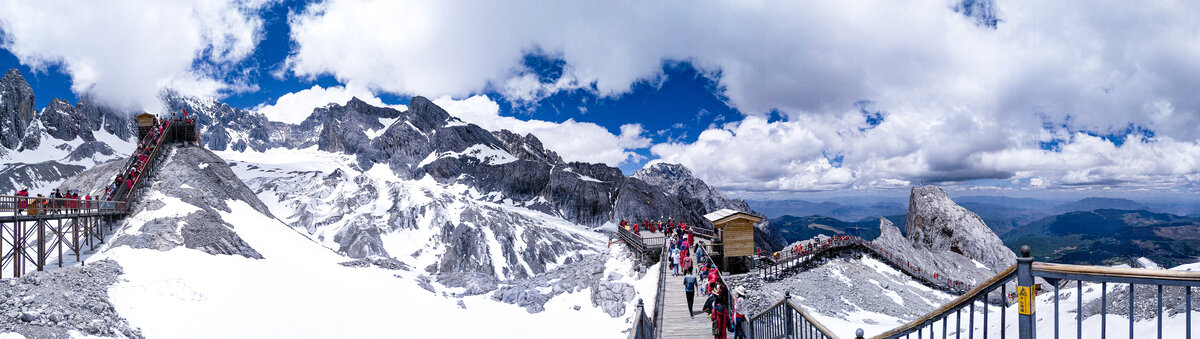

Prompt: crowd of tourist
[104,118,169,201]
[10,188,95,216]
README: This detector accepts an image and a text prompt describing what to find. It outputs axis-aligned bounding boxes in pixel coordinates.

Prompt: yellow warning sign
[1017,286,1034,315]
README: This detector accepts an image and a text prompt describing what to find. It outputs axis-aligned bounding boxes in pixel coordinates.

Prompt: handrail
[651,246,668,338]
[115,119,173,204]
[789,300,840,339]
[0,195,128,216]
[748,292,840,339]
[872,264,1017,339]
[1033,262,1200,284]
[763,237,974,295]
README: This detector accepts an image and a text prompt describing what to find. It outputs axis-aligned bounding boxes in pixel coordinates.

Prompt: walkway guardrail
[749,291,840,339]
[0,195,128,278]
[761,236,973,295]
[873,245,1200,339]
[629,299,654,339]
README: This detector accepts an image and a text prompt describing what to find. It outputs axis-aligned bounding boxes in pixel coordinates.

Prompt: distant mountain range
[766,197,1200,267]
[755,195,1200,243]
[1002,209,1200,267]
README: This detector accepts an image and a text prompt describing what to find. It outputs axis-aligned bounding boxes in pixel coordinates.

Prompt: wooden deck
[659,249,715,339]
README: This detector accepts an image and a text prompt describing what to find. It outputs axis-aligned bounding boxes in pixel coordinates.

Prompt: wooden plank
[723,223,754,257]
[659,247,720,338]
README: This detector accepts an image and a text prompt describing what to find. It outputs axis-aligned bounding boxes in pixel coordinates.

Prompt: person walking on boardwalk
[670,246,680,276]
[680,250,693,275]
[684,268,698,318]
[710,284,728,339]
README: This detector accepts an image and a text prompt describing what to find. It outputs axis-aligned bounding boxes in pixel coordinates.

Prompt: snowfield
[86,196,651,339]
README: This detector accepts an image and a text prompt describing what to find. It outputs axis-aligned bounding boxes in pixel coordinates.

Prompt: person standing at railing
[28,194,41,215]
[15,188,29,215]
[732,286,747,339]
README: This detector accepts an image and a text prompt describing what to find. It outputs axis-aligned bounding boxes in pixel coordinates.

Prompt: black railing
[629,299,654,339]
[761,236,973,295]
[749,292,840,339]
[873,245,1200,339]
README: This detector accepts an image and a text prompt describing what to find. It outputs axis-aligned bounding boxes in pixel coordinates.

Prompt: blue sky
[2,0,1199,197]
[0,0,738,174]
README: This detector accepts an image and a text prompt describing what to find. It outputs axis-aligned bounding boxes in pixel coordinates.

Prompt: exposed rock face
[633,163,786,251]
[0,161,88,193]
[0,260,142,338]
[40,98,93,142]
[242,161,597,281]
[873,217,1001,282]
[0,69,36,150]
[489,249,638,317]
[905,185,1016,271]
[99,146,265,258]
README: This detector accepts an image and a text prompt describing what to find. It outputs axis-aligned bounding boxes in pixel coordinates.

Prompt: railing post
[785,291,794,339]
[1016,245,1034,339]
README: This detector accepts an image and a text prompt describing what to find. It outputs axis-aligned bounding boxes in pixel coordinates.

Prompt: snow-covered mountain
[0,67,784,337]
[0,69,135,194]
[24,145,657,338]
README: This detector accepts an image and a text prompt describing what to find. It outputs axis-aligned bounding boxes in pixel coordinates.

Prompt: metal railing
[629,299,654,339]
[0,195,128,278]
[874,263,1017,339]
[749,291,840,339]
[873,245,1200,339]
[1032,260,1200,339]
[617,225,669,254]
[761,236,973,295]
[628,242,669,339]
[0,195,128,217]
[108,119,173,203]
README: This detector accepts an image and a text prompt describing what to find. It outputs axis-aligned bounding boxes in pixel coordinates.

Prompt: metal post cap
[1020,245,1031,257]
[856,328,865,338]
[637,298,643,308]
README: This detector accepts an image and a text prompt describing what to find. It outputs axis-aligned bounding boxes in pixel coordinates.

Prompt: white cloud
[282,0,1200,191]
[0,0,272,110]
[254,82,405,124]
[650,106,1200,192]
[432,95,649,166]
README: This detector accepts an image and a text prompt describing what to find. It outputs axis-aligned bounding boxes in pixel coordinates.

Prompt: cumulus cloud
[254,82,405,124]
[650,106,1200,192]
[432,95,650,166]
[283,0,1200,191]
[0,0,272,110]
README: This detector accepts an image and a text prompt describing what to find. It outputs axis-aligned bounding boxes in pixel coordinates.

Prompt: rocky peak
[492,129,565,165]
[633,162,694,184]
[0,68,36,149]
[905,185,1016,271]
[40,98,95,142]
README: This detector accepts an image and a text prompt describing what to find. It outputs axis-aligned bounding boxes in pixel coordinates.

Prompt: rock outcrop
[0,260,142,338]
[633,163,786,251]
[0,69,36,150]
[905,185,1016,271]
[72,146,266,258]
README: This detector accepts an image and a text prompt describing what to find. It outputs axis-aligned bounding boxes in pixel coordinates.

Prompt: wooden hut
[135,113,157,141]
[703,209,761,273]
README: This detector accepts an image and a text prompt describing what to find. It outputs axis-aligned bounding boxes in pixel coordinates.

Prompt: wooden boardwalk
[659,250,714,339]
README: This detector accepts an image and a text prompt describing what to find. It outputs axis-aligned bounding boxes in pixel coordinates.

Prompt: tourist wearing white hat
[733,286,747,339]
